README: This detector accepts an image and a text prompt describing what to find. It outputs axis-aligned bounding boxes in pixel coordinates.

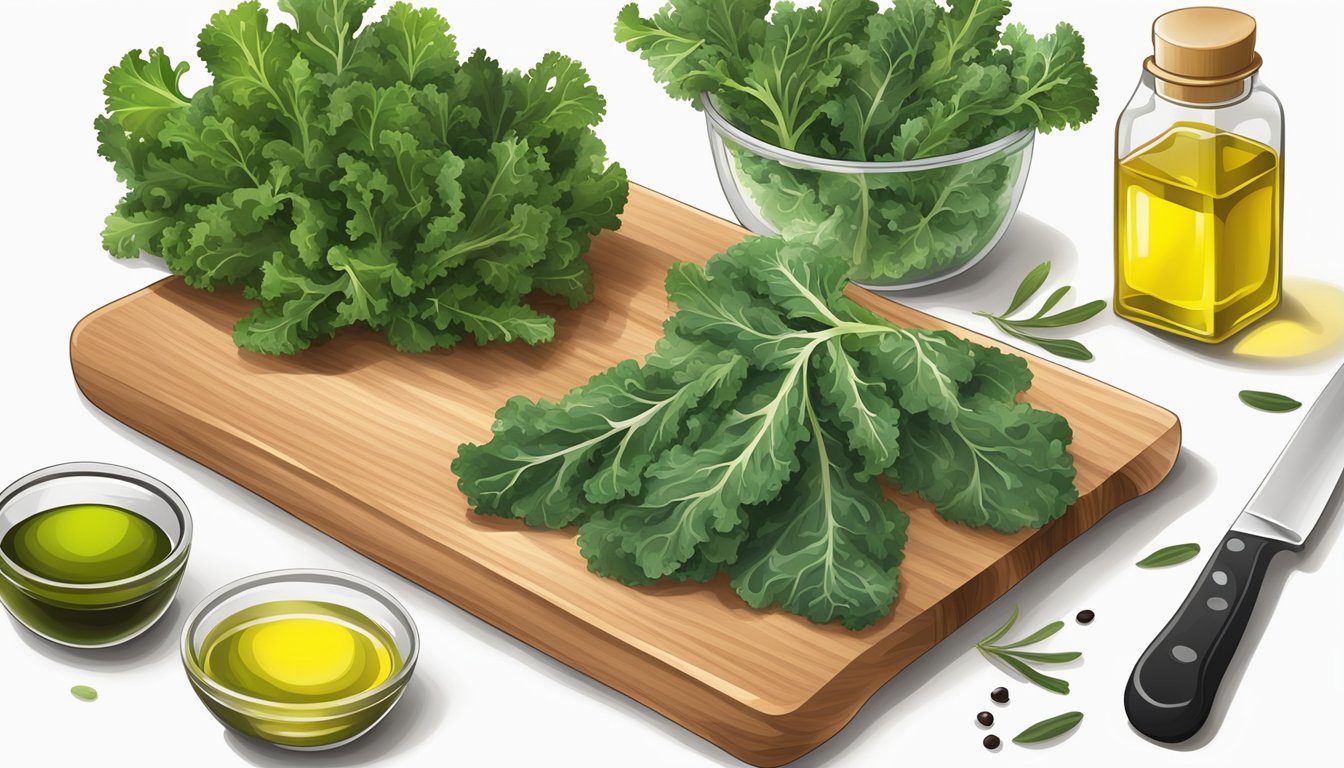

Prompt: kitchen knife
[1125,362,1344,743]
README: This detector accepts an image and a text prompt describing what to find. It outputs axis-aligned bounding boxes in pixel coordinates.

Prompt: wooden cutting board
[70,185,1179,766]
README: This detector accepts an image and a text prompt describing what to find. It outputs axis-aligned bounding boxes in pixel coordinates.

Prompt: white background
[1,1,1342,766]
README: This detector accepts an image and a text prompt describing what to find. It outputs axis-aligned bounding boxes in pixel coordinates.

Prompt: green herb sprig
[1136,543,1201,568]
[975,262,1106,361]
[1014,711,1084,744]
[975,606,1081,695]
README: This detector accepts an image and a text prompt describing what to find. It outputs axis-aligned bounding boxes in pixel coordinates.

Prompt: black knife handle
[1124,530,1290,743]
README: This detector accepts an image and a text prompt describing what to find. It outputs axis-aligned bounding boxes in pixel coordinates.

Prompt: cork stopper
[1145,7,1262,104]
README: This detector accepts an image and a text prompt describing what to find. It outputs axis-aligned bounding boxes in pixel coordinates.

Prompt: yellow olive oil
[1232,279,1344,360]
[1,504,171,583]
[199,600,401,703]
[1115,121,1282,342]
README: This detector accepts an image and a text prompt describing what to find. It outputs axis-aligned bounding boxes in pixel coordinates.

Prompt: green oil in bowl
[1,504,171,583]
[0,463,192,647]
[188,598,410,749]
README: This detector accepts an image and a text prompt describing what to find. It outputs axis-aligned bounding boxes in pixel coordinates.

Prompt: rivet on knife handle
[1124,529,1289,742]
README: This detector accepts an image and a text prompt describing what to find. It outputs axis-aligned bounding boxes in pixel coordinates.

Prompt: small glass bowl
[0,462,192,647]
[181,569,420,751]
[702,92,1035,290]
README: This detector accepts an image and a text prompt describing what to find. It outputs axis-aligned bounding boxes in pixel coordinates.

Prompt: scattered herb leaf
[455,238,1079,629]
[1003,649,1081,664]
[997,620,1063,649]
[1007,262,1052,316]
[1030,286,1072,320]
[993,653,1071,695]
[975,606,1079,694]
[1239,390,1302,413]
[1008,300,1107,329]
[1136,543,1201,568]
[975,261,1105,361]
[988,318,1094,361]
[980,604,1020,647]
[70,685,98,702]
[1013,711,1084,744]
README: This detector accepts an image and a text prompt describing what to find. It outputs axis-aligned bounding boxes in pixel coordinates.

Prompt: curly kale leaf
[101,48,192,136]
[617,0,873,151]
[454,351,746,528]
[578,356,814,581]
[996,22,1100,134]
[619,0,1095,158]
[821,0,940,160]
[730,397,910,630]
[455,236,1078,628]
[98,0,628,355]
[890,395,1078,533]
[614,0,771,102]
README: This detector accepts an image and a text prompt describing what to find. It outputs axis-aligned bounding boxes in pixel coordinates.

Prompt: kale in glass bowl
[618,0,1097,288]
[704,93,1034,288]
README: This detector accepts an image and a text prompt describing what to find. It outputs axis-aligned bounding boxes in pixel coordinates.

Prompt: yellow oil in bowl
[199,600,401,703]
[183,572,417,752]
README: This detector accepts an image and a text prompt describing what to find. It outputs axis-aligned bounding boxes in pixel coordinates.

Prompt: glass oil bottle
[1114,7,1284,343]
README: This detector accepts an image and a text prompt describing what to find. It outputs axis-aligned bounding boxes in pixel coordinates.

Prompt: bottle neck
[1146,70,1257,108]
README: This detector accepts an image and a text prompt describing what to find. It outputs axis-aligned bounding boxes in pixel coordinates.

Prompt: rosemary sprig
[975,606,1081,695]
[975,261,1106,361]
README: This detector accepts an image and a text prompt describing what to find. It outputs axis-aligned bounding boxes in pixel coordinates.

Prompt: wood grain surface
[70,185,1180,766]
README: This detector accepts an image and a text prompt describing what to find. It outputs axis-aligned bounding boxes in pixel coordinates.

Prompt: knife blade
[1125,362,1344,743]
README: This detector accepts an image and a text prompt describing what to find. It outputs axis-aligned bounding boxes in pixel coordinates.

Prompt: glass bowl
[0,462,192,647]
[702,92,1035,290]
[181,569,419,751]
